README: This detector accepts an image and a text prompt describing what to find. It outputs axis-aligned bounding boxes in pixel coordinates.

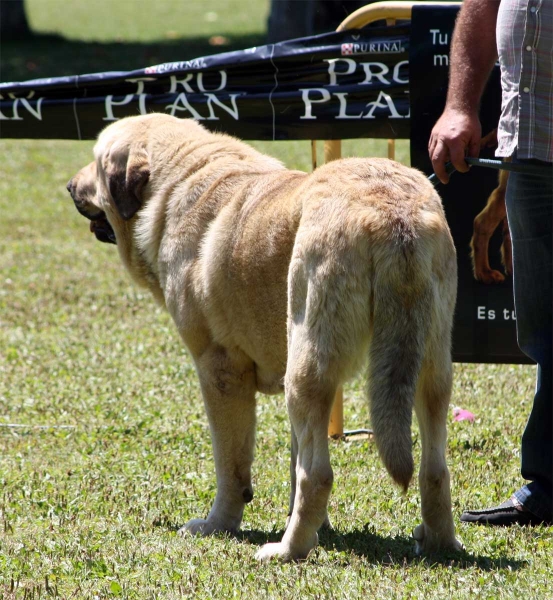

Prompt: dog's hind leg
[256,249,352,562]
[286,428,298,527]
[412,318,463,554]
[256,344,337,562]
[179,344,256,537]
[286,406,332,532]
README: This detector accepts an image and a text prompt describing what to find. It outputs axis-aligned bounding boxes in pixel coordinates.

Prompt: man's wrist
[440,103,478,119]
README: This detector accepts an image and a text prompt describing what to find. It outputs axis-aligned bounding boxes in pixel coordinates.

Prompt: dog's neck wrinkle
[152,136,283,181]
[134,198,166,274]
[112,218,164,304]
[134,246,166,306]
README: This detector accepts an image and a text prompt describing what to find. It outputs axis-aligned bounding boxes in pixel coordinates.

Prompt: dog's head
[66,161,116,244]
[67,117,152,244]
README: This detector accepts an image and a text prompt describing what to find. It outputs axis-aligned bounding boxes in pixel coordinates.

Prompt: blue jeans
[505,152,552,521]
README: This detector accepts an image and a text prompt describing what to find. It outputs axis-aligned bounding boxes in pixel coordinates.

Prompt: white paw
[178,518,233,537]
[255,531,318,563]
[413,523,464,555]
[255,542,299,562]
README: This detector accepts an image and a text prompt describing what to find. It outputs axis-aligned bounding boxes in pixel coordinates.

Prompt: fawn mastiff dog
[67,113,461,561]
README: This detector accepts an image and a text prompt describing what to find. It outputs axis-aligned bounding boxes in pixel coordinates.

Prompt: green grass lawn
[1,2,551,599]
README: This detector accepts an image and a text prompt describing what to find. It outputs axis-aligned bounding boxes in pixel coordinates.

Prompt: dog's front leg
[179,345,256,537]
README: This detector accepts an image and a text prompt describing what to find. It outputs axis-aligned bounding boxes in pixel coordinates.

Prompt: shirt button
[523,87,530,93]
[526,45,533,51]
[530,6,537,12]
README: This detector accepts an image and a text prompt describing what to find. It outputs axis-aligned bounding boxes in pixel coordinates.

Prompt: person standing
[429,0,552,526]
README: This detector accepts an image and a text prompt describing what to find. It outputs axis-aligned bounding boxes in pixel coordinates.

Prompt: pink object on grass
[452,407,476,423]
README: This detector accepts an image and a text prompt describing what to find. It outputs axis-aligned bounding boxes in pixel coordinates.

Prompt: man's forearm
[446,0,500,113]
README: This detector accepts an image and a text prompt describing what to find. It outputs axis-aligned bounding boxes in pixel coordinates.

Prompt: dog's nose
[66,178,74,194]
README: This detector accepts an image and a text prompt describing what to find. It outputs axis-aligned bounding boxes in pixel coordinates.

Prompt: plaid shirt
[496,0,553,162]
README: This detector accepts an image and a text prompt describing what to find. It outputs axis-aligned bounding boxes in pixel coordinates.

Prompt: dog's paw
[255,531,318,563]
[412,523,464,555]
[178,518,234,538]
[255,542,294,562]
[413,523,463,556]
[255,542,313,563]
[476,269,505,285]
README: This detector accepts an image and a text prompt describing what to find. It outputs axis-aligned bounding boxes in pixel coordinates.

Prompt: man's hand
[428,109,482,184]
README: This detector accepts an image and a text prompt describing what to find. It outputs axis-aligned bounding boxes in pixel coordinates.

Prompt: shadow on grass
[153,518,527,571]
[316,525,528,571]
[244,526,527,570]
[0,31,266,83]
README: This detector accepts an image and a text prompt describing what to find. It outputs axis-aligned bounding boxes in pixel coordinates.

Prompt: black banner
[409,4,530,364]
[0,26,409,141]
[1,7,530,365]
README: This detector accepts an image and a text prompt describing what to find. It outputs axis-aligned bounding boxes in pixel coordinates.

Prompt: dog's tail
[367,248,433,492]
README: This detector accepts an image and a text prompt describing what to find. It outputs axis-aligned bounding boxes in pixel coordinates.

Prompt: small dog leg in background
[470,130,512,284]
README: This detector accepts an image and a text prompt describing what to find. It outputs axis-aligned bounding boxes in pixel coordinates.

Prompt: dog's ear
[105,145,150,220]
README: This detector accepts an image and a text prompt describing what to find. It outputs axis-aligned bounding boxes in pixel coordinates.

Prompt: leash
[428,157,551,185]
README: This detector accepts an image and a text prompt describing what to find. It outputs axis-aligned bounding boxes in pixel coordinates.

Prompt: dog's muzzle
[66,178,117,245]
[89,216,117,245]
